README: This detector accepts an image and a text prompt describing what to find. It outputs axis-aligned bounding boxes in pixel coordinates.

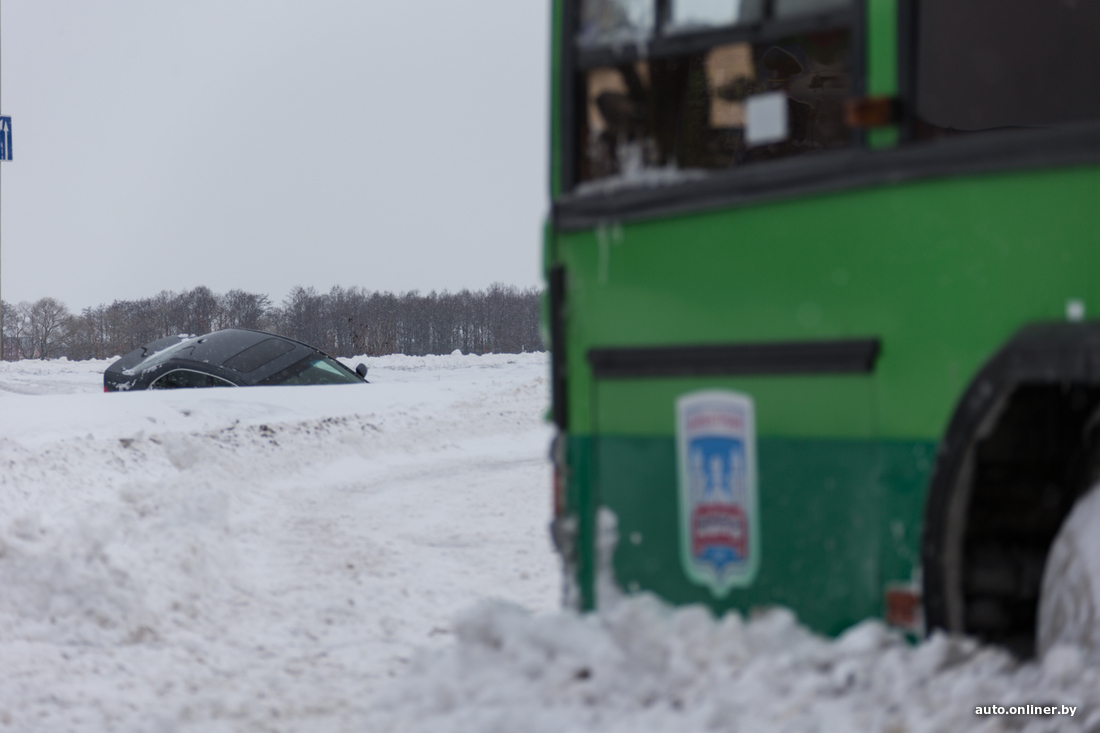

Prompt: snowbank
[370,596,1100,732]
[0,352,558,731]
[3,352,1100,732]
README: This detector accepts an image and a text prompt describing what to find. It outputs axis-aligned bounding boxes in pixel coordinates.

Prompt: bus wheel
[1037,484,1100,658]
[923,324,1100,658]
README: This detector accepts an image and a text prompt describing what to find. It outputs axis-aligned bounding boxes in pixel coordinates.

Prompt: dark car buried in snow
[104,329,368,392]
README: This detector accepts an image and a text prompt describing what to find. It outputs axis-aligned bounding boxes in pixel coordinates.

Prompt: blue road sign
[0,117,11,161]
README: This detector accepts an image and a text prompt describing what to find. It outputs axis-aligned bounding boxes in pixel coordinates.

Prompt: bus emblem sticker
[676,390,759,596]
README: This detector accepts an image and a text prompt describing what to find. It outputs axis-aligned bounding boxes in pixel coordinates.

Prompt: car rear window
[223,338,296,373]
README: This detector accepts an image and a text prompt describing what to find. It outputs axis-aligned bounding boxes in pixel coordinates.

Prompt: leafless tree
[8,285,544,361]
[19,297,72,359]
[1,299,20,360]
[221,289,272,331]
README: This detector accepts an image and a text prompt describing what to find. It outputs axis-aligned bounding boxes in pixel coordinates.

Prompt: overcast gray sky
[0,1,549,312]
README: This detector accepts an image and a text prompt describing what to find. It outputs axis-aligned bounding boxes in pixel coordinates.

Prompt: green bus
[544,0,1100,658]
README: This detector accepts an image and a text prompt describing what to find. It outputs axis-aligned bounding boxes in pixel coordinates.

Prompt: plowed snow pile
[2,354,1099,732]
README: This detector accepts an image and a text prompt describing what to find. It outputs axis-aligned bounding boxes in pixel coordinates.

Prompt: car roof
[181,329,277,365]
[105,329,322,390]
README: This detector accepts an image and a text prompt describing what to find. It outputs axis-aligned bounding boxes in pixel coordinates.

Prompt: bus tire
[1037,484,1100,659]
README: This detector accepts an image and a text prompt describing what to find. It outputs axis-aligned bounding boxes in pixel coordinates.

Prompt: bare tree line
[1,284,543,361]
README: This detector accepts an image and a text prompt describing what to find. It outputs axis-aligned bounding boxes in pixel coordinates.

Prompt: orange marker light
[845,96,901,129]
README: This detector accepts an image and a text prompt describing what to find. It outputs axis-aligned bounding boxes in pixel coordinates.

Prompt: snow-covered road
[3,354,1100,732]
[0,353,558,731]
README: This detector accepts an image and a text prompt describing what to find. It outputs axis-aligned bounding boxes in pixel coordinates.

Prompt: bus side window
[578,0,655,46]
[916,0,1100,138]
[743,32,852,162]
[669,0,765,30]
[576,32,852,190]
[773,0,851,18]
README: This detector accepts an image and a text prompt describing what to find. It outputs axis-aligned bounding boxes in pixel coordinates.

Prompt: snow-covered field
[2,354,1100,732]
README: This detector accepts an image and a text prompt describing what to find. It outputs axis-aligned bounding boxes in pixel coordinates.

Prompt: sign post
[0,116,8,360]
[0,117,10,161]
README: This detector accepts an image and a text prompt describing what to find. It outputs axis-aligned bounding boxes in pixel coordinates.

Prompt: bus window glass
[576,31,852,191]
[578,0,655,46]
[773,0,852,18]
[916,0,1100,137]
[668,0,763,31]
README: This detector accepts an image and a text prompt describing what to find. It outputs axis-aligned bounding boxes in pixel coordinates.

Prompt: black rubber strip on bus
[549,265,569,428]
[587,338,881,379]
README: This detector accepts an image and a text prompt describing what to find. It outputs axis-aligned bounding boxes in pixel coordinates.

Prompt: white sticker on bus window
[676,390,760,596]
[744,92,789,147]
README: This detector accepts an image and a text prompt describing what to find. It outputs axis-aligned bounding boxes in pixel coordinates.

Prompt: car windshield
[265,356,362,386]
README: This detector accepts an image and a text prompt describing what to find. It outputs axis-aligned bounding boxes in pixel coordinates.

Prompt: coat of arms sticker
[676,390,760,596]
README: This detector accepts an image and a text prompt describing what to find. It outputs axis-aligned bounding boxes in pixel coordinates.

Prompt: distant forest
[0,284,544,361]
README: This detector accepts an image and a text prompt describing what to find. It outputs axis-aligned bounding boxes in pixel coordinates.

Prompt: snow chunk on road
[369,595,1100,732]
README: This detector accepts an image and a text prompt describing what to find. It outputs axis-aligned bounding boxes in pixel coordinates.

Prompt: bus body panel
[552,162,1100,631]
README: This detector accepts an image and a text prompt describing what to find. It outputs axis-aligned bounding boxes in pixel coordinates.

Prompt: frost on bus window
[578,0,655,46]
[667,0,764,32]
[576,31,853,193]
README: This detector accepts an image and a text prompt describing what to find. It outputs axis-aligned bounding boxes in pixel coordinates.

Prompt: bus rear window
[916,0,1100,137]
